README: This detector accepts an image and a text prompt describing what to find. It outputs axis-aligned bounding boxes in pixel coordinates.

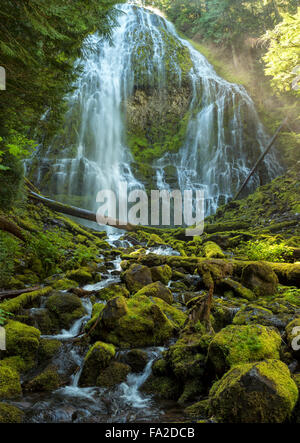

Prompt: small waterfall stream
[30,2,282,217]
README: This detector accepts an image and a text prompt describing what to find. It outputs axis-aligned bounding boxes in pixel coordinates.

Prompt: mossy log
[0,286,40,301]
[0,215,26,241]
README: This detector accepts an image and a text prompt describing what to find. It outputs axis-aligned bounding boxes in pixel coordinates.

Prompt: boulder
[233,304,287,330]
[203,241,225,259]
[0,366,22,399]
[65,268,93,284]
[241,262,278,297]
[218,278,255,301]
[4,320,40,369]
[151,264,172,285]
[101,296,128,329]
[24,365,60,392]
[0,403,24,423]
[209,360,298,423]
[122,349,149,372]
[95,283,130,301]
[122,263,153,293]
[46,292,85,330]
[96,362,131,388]
[135,281,173,305]
[208,324,281,376]
[79,341,116,387]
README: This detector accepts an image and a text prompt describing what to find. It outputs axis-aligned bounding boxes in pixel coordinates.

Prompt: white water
[31,2,282,217]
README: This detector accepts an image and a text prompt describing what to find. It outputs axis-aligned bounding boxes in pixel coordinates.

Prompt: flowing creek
[11,236,185,423]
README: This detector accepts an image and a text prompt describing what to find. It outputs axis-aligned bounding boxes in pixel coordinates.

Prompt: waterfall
[30,2,282,217]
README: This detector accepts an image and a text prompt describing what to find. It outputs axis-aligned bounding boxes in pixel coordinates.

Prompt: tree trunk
[0,215,26,241]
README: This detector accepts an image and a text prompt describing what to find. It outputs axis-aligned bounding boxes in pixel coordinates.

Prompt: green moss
[141,374,180,400]
[52,278,78,290]
[0,366,22,399]
[150,264,172,285]
[79,341,116,387]
[46,292,85,330]
[25,365,60,392]
[0,402,24,423]
[0,356,27,374]
[208,324,281,375]
[4,320,40,369]
[95,283,130,302]
[96,361,131,388]
[203,241,225,259]
[185,399,210,418]
[241,262,278,297]
[122,263,153,293]
[0,286,52,314]
[65,268,93,284]
[135,281,173,305]
[209,360,298,423]
[38,339,62,362]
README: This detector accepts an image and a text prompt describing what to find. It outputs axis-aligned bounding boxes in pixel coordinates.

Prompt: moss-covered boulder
[101,296,128,329]
[185,399,210,418]
[27,307,55,335]
[24,365,60,392]
[241,262,278,297]
[209,360,298,423]
[203,241,225,259]
[37,339,62,362]
[218,278,255,301]
[0,366,22,399]
[123,349,148,372]
[4,320,40,369]
[89,294,183,348]
[151,264,172,285]
[122,263,153,293]
[0,403,24,423]
[233,304,287,330]
[135,281,173,305]
[208,324,281,376]
[141,374,180,400]
[96,361,131,388]
[46,292,85,330]
[95,283,130,301]
[79,341,116,387]
[65,268,93,284]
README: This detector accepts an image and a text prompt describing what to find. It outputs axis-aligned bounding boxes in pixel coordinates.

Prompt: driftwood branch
[0,286,40,300]
[233,118,288,201]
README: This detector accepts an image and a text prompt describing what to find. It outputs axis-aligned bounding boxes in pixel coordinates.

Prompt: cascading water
[29,1,282,217]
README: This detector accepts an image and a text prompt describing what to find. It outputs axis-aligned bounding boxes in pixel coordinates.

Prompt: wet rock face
[96,361,131,388]
[209,360,299,423]
[241,262,279,297]
[122,349,149,373]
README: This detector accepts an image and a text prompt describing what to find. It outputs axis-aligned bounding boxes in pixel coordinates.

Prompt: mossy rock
[241,262,278,297]
[0,366,22,399]
[141,374,180,400]
[27,307,56,335]
[122,263,153,293]
[203,241,225,259]
[4,320,40,369]
[52,278,79,291]
[95,283,130,301]
[147,234,166,247]
[96,361,131,388]
[79,341,116,387]
[185,399,210,418]
[101,296,129,329]
[208,324,281,376]
[65,268,93,284]
[233,304,287,330]
[135,281,173,305]
[150,264,172,285]
[0,356,27,375]
[0,402,24,423]
[90,294,180,348]
[0,287,52,314]
[123,349,148,372]
[37,339,62,362]
[24,365,60,392]
[46,292,85,330]
[209,360,298,423]
[218,278,255,301]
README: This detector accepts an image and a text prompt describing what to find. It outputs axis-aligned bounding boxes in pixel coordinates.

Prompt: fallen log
[28,190,138,232]
[0,215,27,242]
[0,286,41,300]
